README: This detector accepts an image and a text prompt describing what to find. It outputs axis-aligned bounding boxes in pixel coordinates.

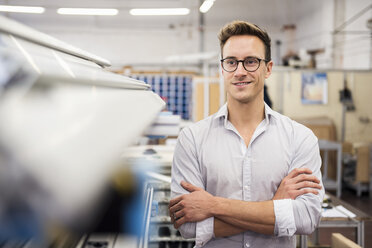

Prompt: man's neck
[227,98,265,130]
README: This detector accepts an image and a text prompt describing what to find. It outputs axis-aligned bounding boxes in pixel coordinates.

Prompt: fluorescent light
[129,8,190,16]
[57,8,118,16]
[199,0,215,13]
[0,5,45,14]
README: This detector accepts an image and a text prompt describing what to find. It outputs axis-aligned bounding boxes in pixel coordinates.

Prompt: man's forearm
[214,217,244,237]
[214,216,274,237]
[212,197,275,234]
[170,182,276,235]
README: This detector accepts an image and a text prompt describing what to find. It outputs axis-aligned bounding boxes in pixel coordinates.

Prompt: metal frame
[139,184,154,248]
[300,218,364,248]
[319,140,343,197]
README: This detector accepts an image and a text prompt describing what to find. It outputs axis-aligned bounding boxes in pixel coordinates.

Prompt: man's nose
[234,61,247,76]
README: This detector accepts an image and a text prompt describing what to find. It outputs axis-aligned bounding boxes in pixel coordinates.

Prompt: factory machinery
[0,15,190,248]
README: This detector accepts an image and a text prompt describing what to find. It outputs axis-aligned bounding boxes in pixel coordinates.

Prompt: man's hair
[218,20,271,61]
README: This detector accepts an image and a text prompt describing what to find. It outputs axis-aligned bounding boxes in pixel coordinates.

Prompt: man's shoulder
[182,114,219,134]
[270,110,316,139]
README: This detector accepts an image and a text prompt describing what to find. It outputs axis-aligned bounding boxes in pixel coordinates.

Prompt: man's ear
[265,60,273,79]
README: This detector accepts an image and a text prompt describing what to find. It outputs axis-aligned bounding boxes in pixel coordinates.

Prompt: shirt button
[245,242,250,247]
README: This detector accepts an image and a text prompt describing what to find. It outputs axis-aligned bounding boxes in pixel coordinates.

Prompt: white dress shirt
[171,103,324,248]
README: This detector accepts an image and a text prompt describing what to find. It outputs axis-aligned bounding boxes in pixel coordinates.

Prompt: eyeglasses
[220,57,268,72]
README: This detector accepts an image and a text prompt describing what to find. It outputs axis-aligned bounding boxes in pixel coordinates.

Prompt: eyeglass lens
[222,57,260,72]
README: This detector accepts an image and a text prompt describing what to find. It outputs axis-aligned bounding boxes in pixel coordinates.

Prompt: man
[169,20,324,248]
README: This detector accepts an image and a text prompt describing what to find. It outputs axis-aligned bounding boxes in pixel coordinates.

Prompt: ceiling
[0,0,320,31]
[2,0,370,69]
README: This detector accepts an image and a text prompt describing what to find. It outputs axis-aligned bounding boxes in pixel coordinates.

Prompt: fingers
[169,201,183,215]
[299,188,319,196]
[172,209,190,229]
[288,167,313,178]
[174,216,187,229]
[170,182,201,209]
[293,185,321,199]
[169,196,182,208]
[169,208,186,229]
[181,181,201,192]
[172,209,184,222]
[293,174,320,184]
[289,187,320,199]
[295,181,322,190]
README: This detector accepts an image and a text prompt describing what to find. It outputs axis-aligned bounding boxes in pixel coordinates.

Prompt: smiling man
[169,20,324,248]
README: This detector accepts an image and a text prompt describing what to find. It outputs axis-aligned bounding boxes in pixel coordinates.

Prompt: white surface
[0,15,111,66]
[321,205,356,218]
[0,83,164,224]
[335,205,357,218]
[322,208,348,218]
[152,114,181,125]
[0,17,165,227]
[145,124,180,136]
[0,33,149,90]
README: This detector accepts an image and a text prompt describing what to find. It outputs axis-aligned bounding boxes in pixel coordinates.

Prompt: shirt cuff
[195,217,214,247]
[273,199,296,236]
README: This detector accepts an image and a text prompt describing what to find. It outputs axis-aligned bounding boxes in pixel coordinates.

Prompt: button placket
[243,147,252,201]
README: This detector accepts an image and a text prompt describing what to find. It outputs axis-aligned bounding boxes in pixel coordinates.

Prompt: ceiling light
[129,8,190,16]
[199,0,215,13]
[0,5,45,14]
[57,8,118,16]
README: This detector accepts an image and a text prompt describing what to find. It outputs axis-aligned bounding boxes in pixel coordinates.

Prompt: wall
[266,70,372,143]
[342,0,372,69]
[293,0,334,68]
[48,27,200,66]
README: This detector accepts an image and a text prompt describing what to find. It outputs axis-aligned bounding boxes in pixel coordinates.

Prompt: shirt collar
[213,102,277,123]
[214,103,228,119]
[264,102,277,122]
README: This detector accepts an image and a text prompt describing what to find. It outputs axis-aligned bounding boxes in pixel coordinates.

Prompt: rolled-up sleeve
[273,199,296,236]
[273,125,324,237]
[291,126,324,235]
[170,127,214,246]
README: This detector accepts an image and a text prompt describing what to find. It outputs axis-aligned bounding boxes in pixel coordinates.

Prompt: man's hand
[169,181,215,229]
[273,167,322,200]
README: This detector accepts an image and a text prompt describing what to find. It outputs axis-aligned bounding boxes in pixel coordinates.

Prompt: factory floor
[340,188,372,247]
[307,188,372,248]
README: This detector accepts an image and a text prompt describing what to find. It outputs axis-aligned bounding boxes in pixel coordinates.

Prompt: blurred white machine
[0,15,165,247]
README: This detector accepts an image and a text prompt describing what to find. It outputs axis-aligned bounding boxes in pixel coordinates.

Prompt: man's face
[222,35,273,105]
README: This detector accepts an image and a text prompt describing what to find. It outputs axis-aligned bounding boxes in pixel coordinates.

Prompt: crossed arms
[169,126,325,243]
[169,168,322,238]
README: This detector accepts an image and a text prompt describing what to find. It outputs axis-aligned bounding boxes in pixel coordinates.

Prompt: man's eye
[226,60,236,65]
[245,59,257,65]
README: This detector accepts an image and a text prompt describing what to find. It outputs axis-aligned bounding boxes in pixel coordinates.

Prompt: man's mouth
[233,81,251,86]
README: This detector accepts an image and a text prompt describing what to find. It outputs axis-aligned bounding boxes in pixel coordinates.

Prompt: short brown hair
[218,20,271,61]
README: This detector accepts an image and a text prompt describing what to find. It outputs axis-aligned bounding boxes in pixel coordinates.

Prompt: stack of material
[146,113,181,137]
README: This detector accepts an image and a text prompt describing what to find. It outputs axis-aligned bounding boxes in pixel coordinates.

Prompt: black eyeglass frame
[220,57,269,72]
